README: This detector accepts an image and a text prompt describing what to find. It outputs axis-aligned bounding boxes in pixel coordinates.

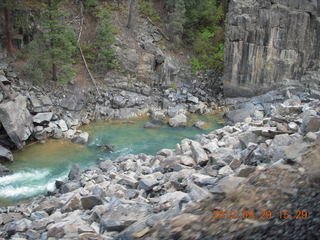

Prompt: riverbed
[0,114,223,206]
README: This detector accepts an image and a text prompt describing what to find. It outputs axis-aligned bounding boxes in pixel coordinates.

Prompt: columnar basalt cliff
[223,0,320,97]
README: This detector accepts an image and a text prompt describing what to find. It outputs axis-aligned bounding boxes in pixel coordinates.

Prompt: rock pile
[0,87,319,239]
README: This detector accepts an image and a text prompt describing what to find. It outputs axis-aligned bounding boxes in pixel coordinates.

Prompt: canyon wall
[223,0,320,97]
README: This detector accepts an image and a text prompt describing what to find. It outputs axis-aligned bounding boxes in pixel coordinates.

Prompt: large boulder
[169,113,187,128]
[190,141,208,165]
[71,132,89,145]
[0,95,33,149]
[32,112,53,124]
[0,145,13,162]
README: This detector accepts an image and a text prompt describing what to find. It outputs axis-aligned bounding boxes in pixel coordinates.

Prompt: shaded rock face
[223,0,320,97]
[0,95,33,149]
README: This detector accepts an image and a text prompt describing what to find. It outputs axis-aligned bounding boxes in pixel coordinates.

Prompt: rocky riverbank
[0,60,223,171]
[0,86,319,239]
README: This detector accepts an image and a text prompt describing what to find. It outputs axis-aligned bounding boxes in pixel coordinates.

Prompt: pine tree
[25,0,77,83]
[0,0,15,55]
[93,7,116,71]
[167,0,186,46]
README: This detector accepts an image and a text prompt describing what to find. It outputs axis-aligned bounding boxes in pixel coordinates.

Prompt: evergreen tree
[167,0,186,46]
[83,7,116,72]
[25,0,77,83]
[95,7,116,71]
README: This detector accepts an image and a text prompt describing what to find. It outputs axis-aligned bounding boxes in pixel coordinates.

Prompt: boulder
[187,182,212,201]
[190,141,208,165]
[0,145,13,162]
[56,119,68,132]
[159,191,190,207]
[112,95,127,108]
[167,105,186,118]
[32,112,53,124]
[191,173,217,186]
[0,95,33,149]
[210,176,246,195]
[81,196,103,210]
[187,95,199,104]
[71,132,89,145]
[60,94,85,111]
[100,219,135,233]
[179,155,196,166]
[301,116,320,134]
[189,102,207,114]
[194,121,206,129]
[118,175,138,189]
[68,164,82,180]
[138,176,158,191]
[169,113,187,128]
[151,110,165,122]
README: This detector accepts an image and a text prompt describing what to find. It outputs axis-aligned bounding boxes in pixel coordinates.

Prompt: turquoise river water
[0,115,223,206]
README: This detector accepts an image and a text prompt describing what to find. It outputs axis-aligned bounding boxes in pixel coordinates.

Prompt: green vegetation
[82,6,117,72]
[166,0,225,72]
[139,0,161,23]
[25,0,77,84]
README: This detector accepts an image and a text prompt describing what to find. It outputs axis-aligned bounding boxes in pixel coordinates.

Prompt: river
[0,114,223,206]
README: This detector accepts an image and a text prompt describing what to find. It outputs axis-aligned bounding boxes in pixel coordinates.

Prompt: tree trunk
[52,63,57,81]
[3,6,14,56]
[127,0,137,29]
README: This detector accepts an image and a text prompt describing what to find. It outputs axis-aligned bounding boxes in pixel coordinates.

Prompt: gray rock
[138,176,158,191]
[71,132,89,145]
[191,173,217,186]
[118,175,138,189]
[225,108,253,124]
[81,196,103,210]
[189,102,207,114]
[32,112,53,124]
[56,119,68,132]
[190,141,208,165]
[100,219,135,233]
[194,121,206,129]
[112,95,127,108]
[167,105,186,118]
[210,176,246,195]
[0,95,33,149]
[202,141,219,153]
[0,145,13,162]
[179,155,196,166]
[151,110,165,122]
[159,191,190,206]
[301,116,320,134]
[218,165,234,175]
[168,113,187,128]
[30,211,49,221]
[60,94,85,111]
[187,95,199,104]
[157,149,173,157]
[68,164,82,180]
[237,165,256,177]
[238,132,266,148]
[187,182,212,201]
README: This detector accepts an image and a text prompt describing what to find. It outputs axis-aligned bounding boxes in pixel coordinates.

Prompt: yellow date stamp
[211,209,309,220]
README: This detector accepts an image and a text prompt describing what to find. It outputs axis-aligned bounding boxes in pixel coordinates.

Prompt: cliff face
[223,0,320,97]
